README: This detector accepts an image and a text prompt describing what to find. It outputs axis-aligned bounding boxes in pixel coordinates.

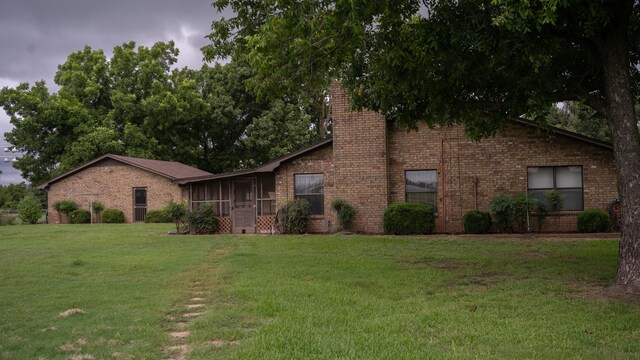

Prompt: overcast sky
[0,0,226,185]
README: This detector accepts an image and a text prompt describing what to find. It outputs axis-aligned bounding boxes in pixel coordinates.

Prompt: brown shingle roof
[37,154,212,190]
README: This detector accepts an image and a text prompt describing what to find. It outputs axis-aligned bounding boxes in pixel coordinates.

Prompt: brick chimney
[330,82,388,233]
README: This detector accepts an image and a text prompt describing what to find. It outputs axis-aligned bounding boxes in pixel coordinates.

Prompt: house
[178,84,618,234]
[39,84,618,232]
[38,154,212,223]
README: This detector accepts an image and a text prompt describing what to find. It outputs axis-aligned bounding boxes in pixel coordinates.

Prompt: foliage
[330,198,355,232]
[0,44,326,185]
[577,209,612,233]
[0,213,17,226]
[164,201,188,233]
[91,201,105,214]
[69,209,91,224]
[186,204,219,235]
[17,194,42,224]
[488,195,515,233]
[463,210,492,234]
[512,193,536,232]
[383,202,435,235]
[53,200,78,217]
[545,102,614,143]
[546,190,565,212]
[0,183,29,209]
[101,208,125,224]
[144,209,172,223]
[278,199,311,234]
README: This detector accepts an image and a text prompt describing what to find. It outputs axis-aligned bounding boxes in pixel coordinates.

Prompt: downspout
[441,139,446,232]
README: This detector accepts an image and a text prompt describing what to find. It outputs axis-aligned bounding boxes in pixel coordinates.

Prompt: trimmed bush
[17,194,42,224]
[102,208,125,223]
[488,195,514,233]
[331,198,355,231]
[463,210,492,234]
[69,209,91,224]
[53,199,78,223]
[383,202,435,235]
[279,199,310,234]
[187,204,219,234]
[144,209,172,223]
[577,209,611,233]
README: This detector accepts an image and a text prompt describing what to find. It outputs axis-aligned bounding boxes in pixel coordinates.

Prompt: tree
[1,43,325,184]
[205,0,640,292]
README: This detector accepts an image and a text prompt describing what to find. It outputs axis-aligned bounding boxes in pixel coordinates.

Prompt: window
[527,166,583,211]
[405,170,438,211]
[191,179,230,216]
[294,174,324,215]
[257,174,276,215]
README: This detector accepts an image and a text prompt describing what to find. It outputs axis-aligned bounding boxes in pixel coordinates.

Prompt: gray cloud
[0,0,228,184]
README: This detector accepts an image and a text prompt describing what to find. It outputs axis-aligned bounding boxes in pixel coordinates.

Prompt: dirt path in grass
[162,248,235,359]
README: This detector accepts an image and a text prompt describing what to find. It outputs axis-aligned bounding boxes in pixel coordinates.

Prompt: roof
[512,118,613,150]
[37,154,213,190]
[178,138,334,184]
[179,120,612,184]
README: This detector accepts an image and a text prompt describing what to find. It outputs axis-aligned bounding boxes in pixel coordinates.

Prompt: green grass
[1,225,639,359]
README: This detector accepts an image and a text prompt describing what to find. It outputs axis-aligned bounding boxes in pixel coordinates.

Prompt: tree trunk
[596,7,640,292]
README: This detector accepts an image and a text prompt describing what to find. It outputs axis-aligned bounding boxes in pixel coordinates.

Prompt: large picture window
[527,166,583,211]
[405,170,438,211]
[294,174,324,215]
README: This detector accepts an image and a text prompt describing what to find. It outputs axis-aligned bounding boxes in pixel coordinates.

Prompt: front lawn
[0,225,638,359]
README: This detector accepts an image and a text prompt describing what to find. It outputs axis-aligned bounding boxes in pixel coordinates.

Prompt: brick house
[39,85,618,232]
[179,85,618,234]
[38,154,211,223]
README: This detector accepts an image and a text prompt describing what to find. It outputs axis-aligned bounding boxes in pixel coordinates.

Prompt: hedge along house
[38,154,212,223]
[181,84,619,234]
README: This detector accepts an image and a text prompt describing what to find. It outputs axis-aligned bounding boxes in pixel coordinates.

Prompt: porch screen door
[133,188,147,222]
[232,179,256,233]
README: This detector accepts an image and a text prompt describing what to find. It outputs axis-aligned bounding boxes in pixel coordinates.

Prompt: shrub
[488,195,514,233]
[463,210,492,234]
[0,213,17,226]
[187,204,219,234]
[546,190,565,212]
[577,209,611,233]
[53,199,78,223]
[164,201,188,233]
[102,208,125,223]
[17,194,42,224]
[383,202,435,235]
[278,199,311,234]
[91,201,105,222]
[144,209,172,223]
[69,209,91,224]
[512,192,536,232]
[331,198,355,231]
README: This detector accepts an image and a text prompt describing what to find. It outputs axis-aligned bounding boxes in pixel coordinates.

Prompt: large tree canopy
[205,0,640,291]
[1,41,325,185]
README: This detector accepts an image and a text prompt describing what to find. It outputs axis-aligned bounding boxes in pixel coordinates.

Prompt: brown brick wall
[331,84,389,233]
[48,162,186,223]
[387,122,618,233]
[276,85,618,234]
[275,144,337,233]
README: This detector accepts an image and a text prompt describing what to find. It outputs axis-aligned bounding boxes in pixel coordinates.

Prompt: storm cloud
[0,0,227,184]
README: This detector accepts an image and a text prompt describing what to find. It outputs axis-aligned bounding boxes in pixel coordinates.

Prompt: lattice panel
[257,215,276,233]
[217,216,231,233]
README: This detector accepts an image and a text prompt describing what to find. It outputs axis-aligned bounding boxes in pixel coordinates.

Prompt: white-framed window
[294,174,324,215]
[527,166,583,211]
[405,170,438,211]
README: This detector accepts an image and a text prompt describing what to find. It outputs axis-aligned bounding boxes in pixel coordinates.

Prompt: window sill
[310,215,325,220]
